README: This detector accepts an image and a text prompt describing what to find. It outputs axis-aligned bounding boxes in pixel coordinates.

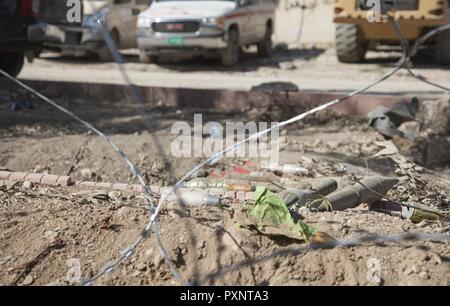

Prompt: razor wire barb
[0,11,449,286]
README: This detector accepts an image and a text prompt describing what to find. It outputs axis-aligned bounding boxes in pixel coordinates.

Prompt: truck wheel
[222,28,240,66]
[436,29,450,65]
[0,52,24,78]
[97,30,119,62]
[258,24,273,58]
[335,24,367,63]
[139,51,159,64]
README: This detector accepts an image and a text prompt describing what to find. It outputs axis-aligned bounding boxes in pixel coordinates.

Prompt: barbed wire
[389,17,450,92]
[1,7,449,286]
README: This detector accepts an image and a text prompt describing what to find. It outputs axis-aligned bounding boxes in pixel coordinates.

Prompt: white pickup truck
[136,0,276,65]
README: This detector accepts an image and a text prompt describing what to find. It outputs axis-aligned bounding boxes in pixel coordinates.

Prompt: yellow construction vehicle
[333,0,450,64]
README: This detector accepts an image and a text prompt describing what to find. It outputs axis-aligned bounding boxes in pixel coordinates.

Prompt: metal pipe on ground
[315,176,400,211]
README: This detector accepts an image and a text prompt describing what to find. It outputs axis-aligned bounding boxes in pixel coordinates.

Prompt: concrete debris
[22,275,34,286]
[416,97,450,136]
[369,97,450,167]
[368,98,419,138]
[22,181,33,190]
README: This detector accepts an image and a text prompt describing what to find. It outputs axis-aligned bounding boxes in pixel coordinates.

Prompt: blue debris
[11,100,33,111]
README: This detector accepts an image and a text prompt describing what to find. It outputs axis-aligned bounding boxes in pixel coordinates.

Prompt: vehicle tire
[139,51,159,64]
[258,24,273,58]
[335,24,367,63]
[222,28,240,66]
[97,29,119,62]
[436,28,450,65]
[0,52,25,78]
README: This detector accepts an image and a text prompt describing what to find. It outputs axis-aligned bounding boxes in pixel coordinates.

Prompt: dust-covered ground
[0,84,449,286]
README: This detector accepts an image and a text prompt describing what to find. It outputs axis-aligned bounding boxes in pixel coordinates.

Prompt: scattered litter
[185,178,253,192]
[373,141,399,157]
[370,200,446,223]
[11,100,33,111]
[162,190,220,207]
[261,162,310,176]
[92,191,110,201]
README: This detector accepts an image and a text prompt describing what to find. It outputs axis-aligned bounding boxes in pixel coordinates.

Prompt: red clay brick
[41,174,59,186]
[129,184,144,192]
[159,187,173,195]
[112,183,129,191]
[24,173,45,184]
[0,171,12,180]
[236,191,246,201]
[245,192,254,201]
[56,176,72,187]
[78,181,96,188]
[95,182,113,189]
[150,185,161,194]
[208,188,223,196]
[223,191,236,199]
[9,172,28,181]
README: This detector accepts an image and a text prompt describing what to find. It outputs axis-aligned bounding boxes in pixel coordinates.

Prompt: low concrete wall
[19,79,436,116]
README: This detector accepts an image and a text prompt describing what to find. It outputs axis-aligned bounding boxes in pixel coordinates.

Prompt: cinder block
[112,183,129,191]
[208,188,223,196]
[24,173,44,184]
[56,176,72,187]
[245,192,255,201]
[223,191,237,199]
[129,184,144,192]
[41,174,59,186]
[236,191,246,201]
[9,172,28,181]
[95,182,113,189]
[0,171,12,180]
[78,181,96,188]
[159,187,173,195]
[150,185,161,194]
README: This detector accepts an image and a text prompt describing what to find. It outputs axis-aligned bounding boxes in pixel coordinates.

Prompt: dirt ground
[0,84,449,286]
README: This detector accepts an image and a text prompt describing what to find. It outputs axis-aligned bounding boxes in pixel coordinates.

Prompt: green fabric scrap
[250,186,316,242]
